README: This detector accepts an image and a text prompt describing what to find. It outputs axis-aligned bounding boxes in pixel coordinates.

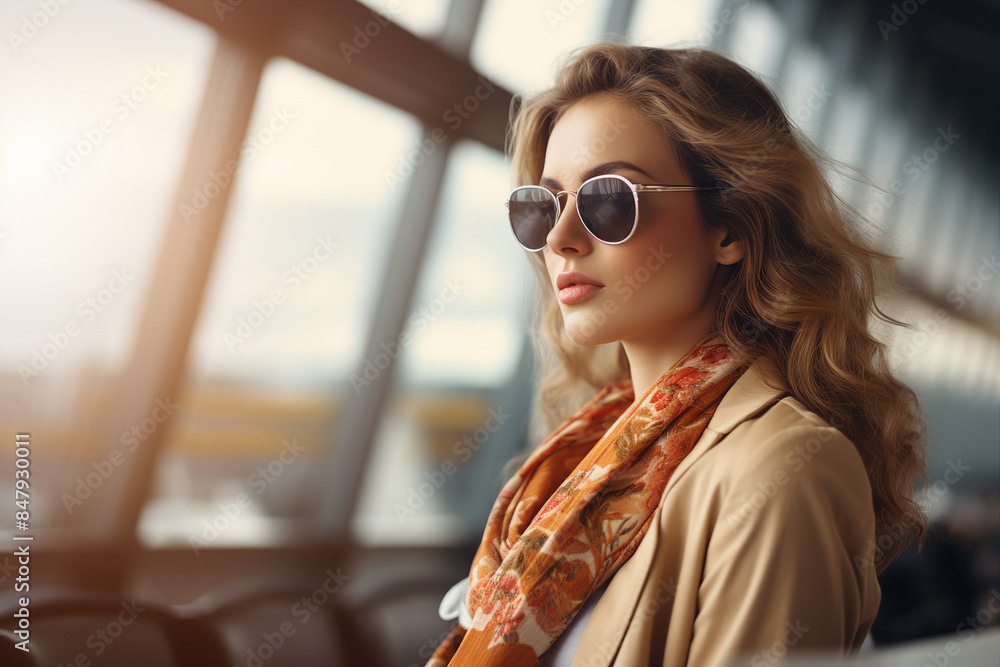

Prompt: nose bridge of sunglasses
[552,189,575,212]
[552,190,585,227]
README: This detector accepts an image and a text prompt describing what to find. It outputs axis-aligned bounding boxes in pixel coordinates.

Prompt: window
[0,0,214,533]
[629,0,722,48]
[774,46,832,143]
[352,140,534,546]
[723,0,784,81]
[138,57,421,548]
[471,0,613,95]
[356,0,450,41]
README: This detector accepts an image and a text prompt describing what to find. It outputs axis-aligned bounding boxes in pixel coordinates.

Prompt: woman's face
[540,93,741,348]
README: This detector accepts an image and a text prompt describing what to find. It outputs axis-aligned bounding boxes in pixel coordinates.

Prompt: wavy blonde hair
[506,42,928,572]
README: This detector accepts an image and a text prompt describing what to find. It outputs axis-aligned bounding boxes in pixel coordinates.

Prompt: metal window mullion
[437,0,486,60]
[753,0,814,92]
[602,0,637,42]
[76,37,267,555]
[318,132,453,537]
[157,0,512,151]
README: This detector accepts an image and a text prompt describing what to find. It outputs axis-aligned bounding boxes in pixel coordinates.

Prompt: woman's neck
[621,320,718,403]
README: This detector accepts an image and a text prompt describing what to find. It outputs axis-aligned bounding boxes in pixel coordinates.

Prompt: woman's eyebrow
[539,161,655,190]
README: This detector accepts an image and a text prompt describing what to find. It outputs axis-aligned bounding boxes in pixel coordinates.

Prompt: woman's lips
[558,283,604,305]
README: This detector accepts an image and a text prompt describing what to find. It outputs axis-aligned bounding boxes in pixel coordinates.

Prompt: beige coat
[567,354,881,667]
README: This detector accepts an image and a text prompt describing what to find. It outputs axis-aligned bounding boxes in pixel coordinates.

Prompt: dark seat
[0,591,226,667]
[180,568,460,667]
[181,578,351,667]
[337,568,462,667]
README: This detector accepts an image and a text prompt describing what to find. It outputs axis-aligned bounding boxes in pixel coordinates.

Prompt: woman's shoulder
[701,394,873,504]
[677,395,879,584]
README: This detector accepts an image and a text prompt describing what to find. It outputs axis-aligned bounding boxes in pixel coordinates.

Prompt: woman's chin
[565,325,619,347]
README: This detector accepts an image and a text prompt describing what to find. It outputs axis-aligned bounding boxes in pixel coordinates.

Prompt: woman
[427,42,928,667]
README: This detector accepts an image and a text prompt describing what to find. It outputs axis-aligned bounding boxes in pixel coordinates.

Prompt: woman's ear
[713,227,744,265]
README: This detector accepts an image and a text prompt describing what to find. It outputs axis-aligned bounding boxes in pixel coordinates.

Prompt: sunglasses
[505,173,718,252]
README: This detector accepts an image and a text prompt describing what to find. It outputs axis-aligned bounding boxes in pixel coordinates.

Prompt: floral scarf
[425,332,753,666]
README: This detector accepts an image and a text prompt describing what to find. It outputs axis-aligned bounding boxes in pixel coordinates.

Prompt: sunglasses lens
[578,177,635,243]
[508,188,556,250]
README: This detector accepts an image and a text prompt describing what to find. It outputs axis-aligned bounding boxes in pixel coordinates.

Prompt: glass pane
[356,0,450,41]
[821,84,870,201]
[859,113,908,231]
[396,143,528,385]
[723,0,785,80]
[353,140,534,546]
[138,58,421,548]
[629,0,722,48]
[0,0,214,532]
[471,0,613,94]
[774,46,832,143]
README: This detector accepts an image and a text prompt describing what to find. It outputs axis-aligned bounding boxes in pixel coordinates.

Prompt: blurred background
[0,0,997,665]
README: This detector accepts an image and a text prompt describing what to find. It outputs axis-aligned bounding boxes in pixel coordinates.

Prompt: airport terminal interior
[1,0,998,665]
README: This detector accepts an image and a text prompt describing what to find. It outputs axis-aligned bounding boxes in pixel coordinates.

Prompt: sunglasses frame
[505,173,719,252]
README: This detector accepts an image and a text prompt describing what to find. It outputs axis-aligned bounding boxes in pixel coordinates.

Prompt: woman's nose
[545,192,593,256]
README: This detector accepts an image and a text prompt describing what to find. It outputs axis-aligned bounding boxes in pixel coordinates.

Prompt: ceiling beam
[155,0,512,152]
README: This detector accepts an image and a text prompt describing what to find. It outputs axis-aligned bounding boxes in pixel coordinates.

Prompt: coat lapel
[570,354,789,666]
